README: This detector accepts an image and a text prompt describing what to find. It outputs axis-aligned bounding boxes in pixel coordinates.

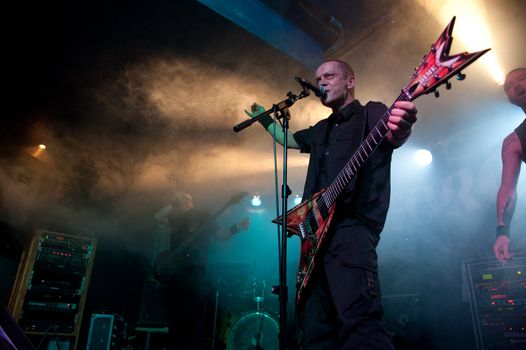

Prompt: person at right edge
[245,59,417,349]
[493,67,526,262]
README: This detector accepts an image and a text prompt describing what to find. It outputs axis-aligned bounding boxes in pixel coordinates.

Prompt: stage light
[415,0,505,84]
[250,195,262,207]
[31,144,47,158]
[293,195,302,206]
[414,149,433,166]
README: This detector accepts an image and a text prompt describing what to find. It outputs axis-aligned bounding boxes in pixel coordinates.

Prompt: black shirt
[168,207,219,268]
[293,100,395,234]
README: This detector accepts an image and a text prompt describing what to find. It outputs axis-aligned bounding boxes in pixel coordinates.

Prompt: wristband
[258,115,274,129]
[496,225,509,237]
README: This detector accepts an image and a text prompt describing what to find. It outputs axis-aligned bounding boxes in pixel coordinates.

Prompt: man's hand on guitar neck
[386,101,418,147]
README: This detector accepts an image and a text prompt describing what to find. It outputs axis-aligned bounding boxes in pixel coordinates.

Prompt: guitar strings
[302,92,409,235]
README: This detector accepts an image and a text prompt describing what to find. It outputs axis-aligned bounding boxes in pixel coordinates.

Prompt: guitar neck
[172,194,246,255]
[322,93,410,207]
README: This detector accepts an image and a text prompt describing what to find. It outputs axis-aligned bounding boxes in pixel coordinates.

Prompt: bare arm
[493,132,523,261]
[214,218,250,241]
[245,104,299,149]
[497,132,522,227]
[154,204,173,226]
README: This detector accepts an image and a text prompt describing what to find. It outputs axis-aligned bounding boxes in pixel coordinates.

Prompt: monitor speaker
[86,314,114,350]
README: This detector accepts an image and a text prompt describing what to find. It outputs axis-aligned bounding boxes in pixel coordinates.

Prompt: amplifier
[463,255,526,350]
[138,280,169,326]
[8,229,97,349]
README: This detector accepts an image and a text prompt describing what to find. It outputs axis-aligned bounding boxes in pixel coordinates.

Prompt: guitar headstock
[228,191,249,205]
[403,16,490,101]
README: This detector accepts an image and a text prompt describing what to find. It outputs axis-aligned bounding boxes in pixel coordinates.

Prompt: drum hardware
[224,279,279,350]
[226,311,279,350]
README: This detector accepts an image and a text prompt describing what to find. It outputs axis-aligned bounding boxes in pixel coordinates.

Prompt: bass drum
[226,312,279,350]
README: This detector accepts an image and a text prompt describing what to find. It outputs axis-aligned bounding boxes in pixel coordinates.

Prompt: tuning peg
[434,90,440,98]
[456,72,466,80]
[446,81,452,90]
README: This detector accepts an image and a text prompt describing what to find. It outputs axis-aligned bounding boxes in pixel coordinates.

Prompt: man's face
[504,69,526,108]
[315,61,354,109]
[171,193,193,212]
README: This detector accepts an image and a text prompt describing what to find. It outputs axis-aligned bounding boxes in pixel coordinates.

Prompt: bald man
[493,68,526,262]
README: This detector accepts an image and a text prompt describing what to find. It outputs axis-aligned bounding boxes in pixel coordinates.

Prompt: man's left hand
[387,101,418,144]
[493,235,512,262]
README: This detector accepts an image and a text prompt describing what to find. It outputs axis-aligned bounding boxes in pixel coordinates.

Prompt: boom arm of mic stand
[232,96,297,133]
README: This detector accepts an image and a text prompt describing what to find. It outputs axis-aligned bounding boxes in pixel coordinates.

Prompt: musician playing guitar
[243,17,489,348]
[154,191,249,349]
[246,60,417,350]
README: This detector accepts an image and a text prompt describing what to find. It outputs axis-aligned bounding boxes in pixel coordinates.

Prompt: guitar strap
[338,102,369,194]
[341,102,378,204]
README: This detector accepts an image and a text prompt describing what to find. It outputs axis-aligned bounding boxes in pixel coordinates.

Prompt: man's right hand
[244,102,300,149]
[244,103,266,118]
[493,235,512,262]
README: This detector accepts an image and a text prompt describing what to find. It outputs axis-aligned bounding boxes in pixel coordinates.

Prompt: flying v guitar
[274,17,490,306]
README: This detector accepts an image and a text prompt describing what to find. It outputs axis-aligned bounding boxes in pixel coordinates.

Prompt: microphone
[294,76,326,97]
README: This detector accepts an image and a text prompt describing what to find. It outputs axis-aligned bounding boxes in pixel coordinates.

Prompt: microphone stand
[233,88,310,350]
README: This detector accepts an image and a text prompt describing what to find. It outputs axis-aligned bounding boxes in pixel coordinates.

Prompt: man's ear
[346,76,355,90]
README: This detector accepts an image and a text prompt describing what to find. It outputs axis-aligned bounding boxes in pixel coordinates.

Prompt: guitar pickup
[298,223,317,241]
[298,223,307,239]
[296,271,306,285]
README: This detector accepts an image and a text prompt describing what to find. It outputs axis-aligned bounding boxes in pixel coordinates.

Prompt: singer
[245,59,417,350]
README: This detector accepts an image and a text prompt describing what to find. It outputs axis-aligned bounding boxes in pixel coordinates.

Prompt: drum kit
[208,263,279,350]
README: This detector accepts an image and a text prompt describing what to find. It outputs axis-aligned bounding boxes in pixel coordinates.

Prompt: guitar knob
[446,81,452,90]
[434,90,440,98]
[456,72,466,80]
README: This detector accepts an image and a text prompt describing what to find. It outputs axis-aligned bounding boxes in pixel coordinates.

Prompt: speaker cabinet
[138,280,169,326]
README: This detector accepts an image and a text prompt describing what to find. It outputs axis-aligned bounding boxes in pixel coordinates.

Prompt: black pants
[299,224,394,350]
[167,267,206,350]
